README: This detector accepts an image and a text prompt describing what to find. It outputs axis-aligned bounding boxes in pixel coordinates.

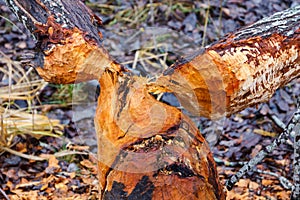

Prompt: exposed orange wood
[34,17,122,84]
[153,29,300,118]
[95,71,225,199]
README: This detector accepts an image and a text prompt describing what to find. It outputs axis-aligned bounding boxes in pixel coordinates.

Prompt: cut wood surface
[95,71,224,199]
[152,6,300,118]
[5,0,123,84]
[5,0,300,199]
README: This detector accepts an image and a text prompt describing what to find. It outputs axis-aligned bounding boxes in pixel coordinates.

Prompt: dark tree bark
[5,0,300,199]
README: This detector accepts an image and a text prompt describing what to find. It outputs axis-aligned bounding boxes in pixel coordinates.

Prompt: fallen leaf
[262,179,274,187]
[276,191,291,199]
[80,159,97,174]
[48,155,59,168]
[249,181,259,190]
[41,183,48,191]
[19,178,28,185]
[6,180,14,190]
[250,144,262,157]
[4,169,17,180]
[236,179,249,188]
[45,155,60,174]
[55,182,68,192]
[275,159,288,166]
[16,142,27,153]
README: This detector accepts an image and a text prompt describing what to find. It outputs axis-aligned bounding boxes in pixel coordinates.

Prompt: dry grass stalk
[0,50,63,151]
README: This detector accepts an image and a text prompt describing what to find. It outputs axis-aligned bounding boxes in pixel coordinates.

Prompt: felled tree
[5,0,300,199]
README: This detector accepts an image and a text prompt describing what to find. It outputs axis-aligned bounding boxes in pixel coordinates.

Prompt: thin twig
[149,0,154,26]
[0,146,89,161]
[292,99,300,199]
[215,157,294,190]
[255,168,294,190]
[214,157,246,167]
[226,106,300,190]
[269,113,287,130]
[0,15,23,33]
[121,53,168,65]
[217,0,223,39]
[0,187,10,200]
[201,1,210,47]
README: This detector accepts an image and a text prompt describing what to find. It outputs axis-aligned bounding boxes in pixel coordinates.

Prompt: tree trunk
[152,6,300,118]
[5,0,300,199]
[5,0,123,84]
[95,72,224,199]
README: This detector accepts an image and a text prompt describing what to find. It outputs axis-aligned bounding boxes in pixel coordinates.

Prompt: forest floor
[1,0,300,199]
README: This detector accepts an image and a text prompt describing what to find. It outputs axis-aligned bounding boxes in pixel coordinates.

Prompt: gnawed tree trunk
[152,6,300,119]
[5,0,123,83]
[5,0,300,199]
[95,72,223,199]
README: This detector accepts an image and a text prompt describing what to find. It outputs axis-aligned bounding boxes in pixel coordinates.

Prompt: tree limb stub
[5,0,124,84]
[153,5,300,119]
